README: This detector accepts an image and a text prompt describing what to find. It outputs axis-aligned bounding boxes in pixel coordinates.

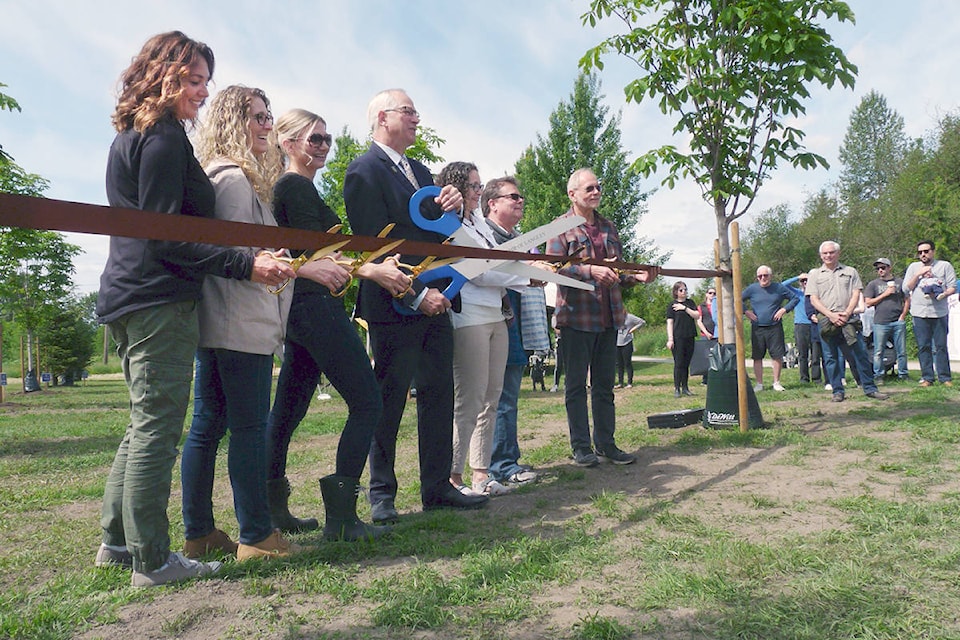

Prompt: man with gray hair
[344,88,488,521]
[806,241,889,402]
[741,265,797,391]
[546,168,654,467]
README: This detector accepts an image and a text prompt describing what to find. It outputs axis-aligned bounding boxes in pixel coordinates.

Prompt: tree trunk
[715,203,734,343]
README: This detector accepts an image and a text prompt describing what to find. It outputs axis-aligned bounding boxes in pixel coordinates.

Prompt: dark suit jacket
[344,143,446,323]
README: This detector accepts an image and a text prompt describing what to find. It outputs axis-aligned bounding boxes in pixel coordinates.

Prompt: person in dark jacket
[94,31,292,588]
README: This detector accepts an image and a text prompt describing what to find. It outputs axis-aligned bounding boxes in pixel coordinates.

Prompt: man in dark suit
[344,89,488,522]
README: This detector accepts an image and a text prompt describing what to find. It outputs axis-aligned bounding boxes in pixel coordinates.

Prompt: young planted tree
[579,0,857,337]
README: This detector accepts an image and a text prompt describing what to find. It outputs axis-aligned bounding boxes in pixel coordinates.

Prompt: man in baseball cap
[863,258,909,382]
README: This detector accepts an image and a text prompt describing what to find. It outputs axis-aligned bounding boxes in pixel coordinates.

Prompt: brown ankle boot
[237,529,312,561]
[183,528,238,559]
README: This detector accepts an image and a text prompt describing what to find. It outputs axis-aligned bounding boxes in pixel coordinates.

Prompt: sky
[2,0,959,295]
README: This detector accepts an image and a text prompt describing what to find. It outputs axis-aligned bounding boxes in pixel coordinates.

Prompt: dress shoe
[423,485,489,511]
[371,498,399,524]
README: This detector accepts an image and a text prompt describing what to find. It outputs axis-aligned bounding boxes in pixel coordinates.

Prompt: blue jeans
[181,348,274,545]
[101,301,198,572]
[872,320,908,378]
[489,364,525,481]
[561,327,617,453]
[267,292,382,480]
[820,328,878,395]
[913,316,951,383]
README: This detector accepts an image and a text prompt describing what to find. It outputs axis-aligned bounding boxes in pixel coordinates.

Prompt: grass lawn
[1,362,959,639]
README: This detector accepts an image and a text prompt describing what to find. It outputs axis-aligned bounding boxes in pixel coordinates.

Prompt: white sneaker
[824,383,832,391]
[317,392,332,400]
[474,478,514,496]
[506,469,538,485]
[549,385,558,393]
[131,551,221,588]
[753,383,763,392]
[772,382,785,391]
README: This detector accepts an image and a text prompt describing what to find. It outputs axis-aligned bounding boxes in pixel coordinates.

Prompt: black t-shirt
[272,172,342,297]
[667,299,699,339]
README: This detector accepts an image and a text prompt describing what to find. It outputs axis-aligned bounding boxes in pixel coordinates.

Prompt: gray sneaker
[596,446,637,465]
[130,551,221,588]
[95,543,133,569]
[573,449,599,467]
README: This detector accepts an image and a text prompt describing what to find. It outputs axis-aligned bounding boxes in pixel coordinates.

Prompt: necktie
[399,156,419,188]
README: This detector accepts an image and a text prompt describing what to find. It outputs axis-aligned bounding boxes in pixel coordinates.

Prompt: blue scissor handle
[408,186,461,237]
[392,265,467,316]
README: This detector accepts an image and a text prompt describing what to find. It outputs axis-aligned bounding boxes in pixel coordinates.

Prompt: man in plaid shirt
[546,168,653,467]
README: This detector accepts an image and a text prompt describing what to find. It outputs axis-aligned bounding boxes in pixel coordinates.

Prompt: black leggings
[616,344,634,385]
[672,337,695,390]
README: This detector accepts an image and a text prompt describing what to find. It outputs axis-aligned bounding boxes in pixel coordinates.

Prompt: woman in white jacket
[439,164,528,496]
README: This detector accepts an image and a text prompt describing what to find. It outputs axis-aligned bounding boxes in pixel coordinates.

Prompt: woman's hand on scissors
[357,255,412,297]
[252,250,297,287]
[298,252,351,293]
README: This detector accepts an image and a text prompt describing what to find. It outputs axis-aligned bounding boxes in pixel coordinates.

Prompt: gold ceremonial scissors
[324,224,403,298]
[268,240,351,294]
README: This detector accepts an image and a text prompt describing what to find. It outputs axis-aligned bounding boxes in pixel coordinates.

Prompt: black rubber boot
[267,477,319,533]
[319,474,393,542]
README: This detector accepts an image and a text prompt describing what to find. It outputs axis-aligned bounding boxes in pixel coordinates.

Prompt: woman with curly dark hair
[95,32,293,588]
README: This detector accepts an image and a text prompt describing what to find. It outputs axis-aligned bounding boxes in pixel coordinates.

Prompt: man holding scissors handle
[345,89,488,521]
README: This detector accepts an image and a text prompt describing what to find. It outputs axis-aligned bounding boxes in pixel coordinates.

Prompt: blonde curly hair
[196,85,282,202]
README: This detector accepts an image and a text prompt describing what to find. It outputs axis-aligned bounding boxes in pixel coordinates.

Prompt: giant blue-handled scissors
[392,186,592,315]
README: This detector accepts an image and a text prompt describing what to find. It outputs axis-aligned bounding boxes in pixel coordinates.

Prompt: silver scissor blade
[492,261,594,291]
[428,214,587,280]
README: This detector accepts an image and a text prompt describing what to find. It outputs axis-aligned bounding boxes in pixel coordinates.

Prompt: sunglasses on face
[918,248,933,255]
[494,192,524,202]
[799,279,807,283]
[303,133,332,147]
[757,274,771,279]
[583,184,601,193]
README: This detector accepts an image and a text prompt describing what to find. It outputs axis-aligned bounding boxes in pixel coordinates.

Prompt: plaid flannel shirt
[546,209,627,333]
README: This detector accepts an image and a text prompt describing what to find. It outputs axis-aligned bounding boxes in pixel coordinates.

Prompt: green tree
[514,73,659,261]
[36,294,96,385]
[889,113,960,266]
[580,0,857,337]
[838,90,908,205]
[1,82,22,164]
[1,84,82,383]
[514,73,670,323]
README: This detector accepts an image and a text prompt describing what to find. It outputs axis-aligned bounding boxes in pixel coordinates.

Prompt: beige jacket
[197,161,290,356]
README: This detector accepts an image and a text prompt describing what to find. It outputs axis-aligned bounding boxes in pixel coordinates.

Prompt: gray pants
[561,326,617,453]
[100,301,199,572]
